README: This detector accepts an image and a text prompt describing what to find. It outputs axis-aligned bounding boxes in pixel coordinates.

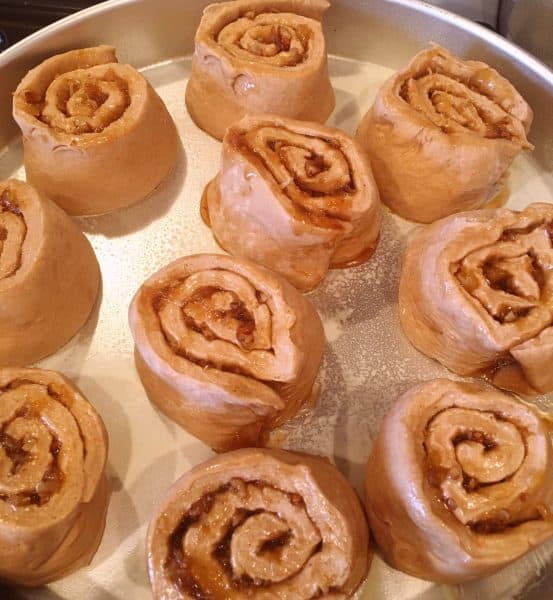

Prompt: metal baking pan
[0,0,552,598]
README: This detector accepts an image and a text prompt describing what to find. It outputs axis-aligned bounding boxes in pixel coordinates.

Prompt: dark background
[0,1,98,50]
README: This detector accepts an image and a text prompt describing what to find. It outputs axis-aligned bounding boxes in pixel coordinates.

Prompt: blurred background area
[0,0,551,67]
[0,1,91,48]
[426,0,500,29]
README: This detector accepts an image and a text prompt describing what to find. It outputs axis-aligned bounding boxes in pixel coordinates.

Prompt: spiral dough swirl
[0,381,67,509]
[240,125,356,222]
[157,268,283,378]
[185,0,335,140]
[399,61,530,144]
[148,449,370,599]
[129,254,324,451]
[425,407,543,531]
[0,368,108,586]
[0,179,100,368]
[355,45,533,222]
[205,115,381,291]
[37,68,130,135]
[217,13,310,67]
[13,45,178,215]
[455,219,553,326]
[399,202,553,395]
[364,379,553,583]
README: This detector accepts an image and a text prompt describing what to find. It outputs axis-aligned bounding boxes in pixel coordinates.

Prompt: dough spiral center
[218,14,310,67]
[399,53,529,144]
[242,126,355,222]
[165,479,322,598]
[0,382,68,508]
[456,222,553,326]
[425,405,549,531]
[155,269,282,379]
[38,68,130,135]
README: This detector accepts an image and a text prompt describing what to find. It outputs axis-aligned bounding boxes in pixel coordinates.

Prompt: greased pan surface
[0,1,552,598]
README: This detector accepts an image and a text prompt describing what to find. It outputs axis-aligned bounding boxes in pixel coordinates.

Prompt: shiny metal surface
[0,1,552,599]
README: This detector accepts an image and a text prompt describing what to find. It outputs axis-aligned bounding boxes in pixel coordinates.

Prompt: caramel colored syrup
[537,504,553,522]
[479,360,537,396]
[486,177,511,209]
[331,235,380,270]
[469,68,498,95]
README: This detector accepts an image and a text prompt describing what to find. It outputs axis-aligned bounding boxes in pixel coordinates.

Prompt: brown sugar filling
[38,70,130,134]
[216,10,312,67]
[156,283,262,354]
[183,285,258,351]
[22,89,45,117]
[423,410,548,534]
[398,66,521,142]
[164,480,320,598]
[228,129,356,231]
[455,222,552,326]
[0,385,65,508]
[153,279,276,380]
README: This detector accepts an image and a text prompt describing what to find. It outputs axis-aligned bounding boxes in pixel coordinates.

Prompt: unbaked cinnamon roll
[364,379,553,583]
[356,45,533,223]
[0,179,99,367]
[148,448,370,599]
[399,203,553,396]
[186,0,335,141]
[129,254,324,451]
[13,45,178,216]
[204,114,381,291]
[0,368,109,586]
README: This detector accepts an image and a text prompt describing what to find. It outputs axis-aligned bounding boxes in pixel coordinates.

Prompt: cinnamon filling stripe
[398,70,522,141]
[180,285,259,350]
[422,406,543,533]
[454,221,553,326]
[165,480,321,598]
[0,380,87,508]
[216,13,313,67]
[230,128,357,228]
[24,69,131,135]
[153,278,278,379]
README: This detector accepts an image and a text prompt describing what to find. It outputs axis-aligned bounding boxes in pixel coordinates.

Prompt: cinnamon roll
[0,368,109,586]
[185,0,335,141]
[356,45,533,223]
[399,203,553,396]
[148,448,370,599]
[13,45,178,215]
[204,114,381,291]
[364,379,553,583]
[128,254,325,451]
[0,179,99,367]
